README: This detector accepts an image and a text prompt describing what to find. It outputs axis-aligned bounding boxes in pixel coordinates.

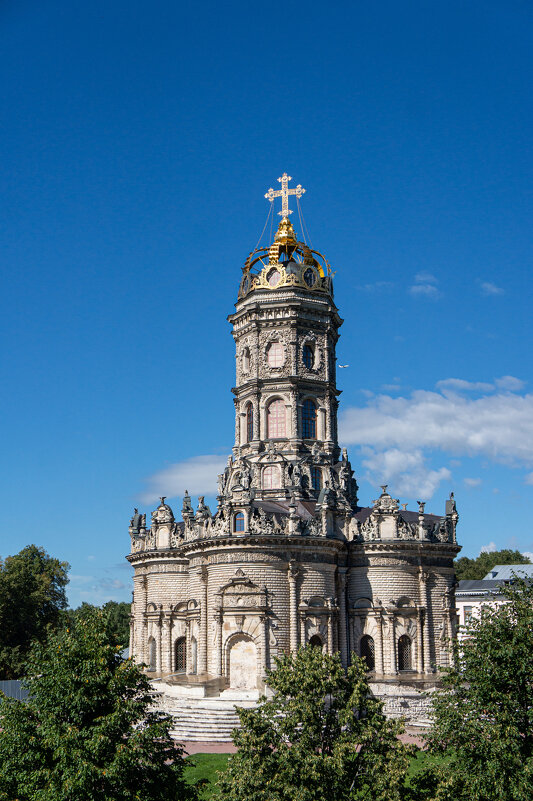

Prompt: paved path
[182,728,427,755]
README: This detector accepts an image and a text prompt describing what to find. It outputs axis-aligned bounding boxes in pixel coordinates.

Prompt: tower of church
[127,175,460,718]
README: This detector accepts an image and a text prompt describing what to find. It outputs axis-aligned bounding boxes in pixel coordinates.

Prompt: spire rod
[265,173,306,218]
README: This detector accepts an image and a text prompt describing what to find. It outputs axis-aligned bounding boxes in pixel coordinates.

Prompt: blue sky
[1,0,532,607]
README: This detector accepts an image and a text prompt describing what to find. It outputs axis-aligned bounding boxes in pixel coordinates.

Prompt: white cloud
[409,272,440,299]
[480,542,497,554]
[414,271,438,284]
[340,381,533,498]
[360,281,394,292]
[480,281,504,296]
[138,454,228,505]
[522,552,533,561]
[495,375,525,392]
[409,283,440,298]
[436,378,494,393]
[361,447,451,499]
[340,386,533,466]
[464,477,482,488]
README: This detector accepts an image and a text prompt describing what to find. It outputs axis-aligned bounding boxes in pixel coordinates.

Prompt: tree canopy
[413,577,533,800]
[0,544,69,679]
[218,646,411,801]
[67,600,131,649]
[454,548,530,581]
[0,606,195,801]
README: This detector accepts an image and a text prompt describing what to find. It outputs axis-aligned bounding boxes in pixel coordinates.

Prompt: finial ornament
[265,173,305,218]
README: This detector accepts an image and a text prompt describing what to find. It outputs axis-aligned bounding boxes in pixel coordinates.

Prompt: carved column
[299,611,306,646]
[155,614,162,673]
[164,615,173,674]
[378,611,385,674]
[390,614,398,674]
[214,610,223,677]
[290,390,298,440]
[327,600,334,654]
[234,398,240,447]
[185,619,191,675]
[135,574,148,665]
[337,571,348,668]
[288,563,299,653]
[199,568,208,674]
[417,608,424,674]
[259,614,268,678]
[420,572,432,673]
[129,613,134,655]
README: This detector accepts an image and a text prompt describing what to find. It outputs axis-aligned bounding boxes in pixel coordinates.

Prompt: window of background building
[463,606,473,623]
[267,399,286,437]
[310,466,321,491]
[246,403,253,442]
[267,341,284,367]
[263,465,281,489]
[302,399,317,439]
[302,343,314,369]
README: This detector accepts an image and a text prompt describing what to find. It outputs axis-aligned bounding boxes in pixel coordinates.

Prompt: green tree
[0,606,195,801]
[0,544,69,678]
[67,600,131,649]
[454,548,530,581]
[414,577,533,800]
[218,646,411,801]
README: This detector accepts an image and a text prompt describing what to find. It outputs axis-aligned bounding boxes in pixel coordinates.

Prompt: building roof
[482,564,533,581]
[456,579,504,596]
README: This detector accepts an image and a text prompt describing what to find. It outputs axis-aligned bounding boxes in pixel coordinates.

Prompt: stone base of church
[151,674,438,742]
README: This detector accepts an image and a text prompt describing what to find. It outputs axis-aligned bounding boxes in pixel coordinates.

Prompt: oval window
[267,268,281,287]
[303,268,316,287]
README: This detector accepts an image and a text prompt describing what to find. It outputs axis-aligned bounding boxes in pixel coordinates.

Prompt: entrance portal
[228,635,257,690]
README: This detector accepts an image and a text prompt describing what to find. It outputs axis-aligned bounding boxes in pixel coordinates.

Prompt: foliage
[0,544,69,679]
[413,577,533,800]
[454,548,530,581]
[67,600,131,649]
[218,646,412,801]
[0,606,196,801]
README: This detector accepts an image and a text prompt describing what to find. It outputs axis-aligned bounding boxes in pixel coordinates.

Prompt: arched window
[242,347,250,373]
[302,344,314,369]
[360,635,375,671]
[263,465,281,489]
[309,634,323,648]
[310,466,321,491]
[302,399,317,439]
[246,403,253,442]
[266,341,284,368]
[234,512,245,532]
[267,398,286,438]
[175,637,186,673]
[398,635,412,671]
[148,637,156,672]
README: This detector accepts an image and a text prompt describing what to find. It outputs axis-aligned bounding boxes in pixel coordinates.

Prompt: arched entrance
[228,634,257,690]
[360,635,375,671]
[309,634,324,649]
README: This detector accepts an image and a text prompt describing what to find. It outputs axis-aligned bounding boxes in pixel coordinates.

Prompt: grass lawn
[185,750,446,798]
[185,753,230,799]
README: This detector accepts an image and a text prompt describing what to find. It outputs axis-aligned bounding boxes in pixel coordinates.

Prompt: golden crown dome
[238,218,333,300]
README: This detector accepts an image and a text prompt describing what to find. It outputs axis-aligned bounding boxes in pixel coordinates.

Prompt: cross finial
[265,172,306,218]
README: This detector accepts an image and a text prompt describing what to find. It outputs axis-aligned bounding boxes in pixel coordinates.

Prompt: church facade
[127,175,460,706]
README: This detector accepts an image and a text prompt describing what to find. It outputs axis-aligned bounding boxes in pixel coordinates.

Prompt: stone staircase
[162,697,257,743]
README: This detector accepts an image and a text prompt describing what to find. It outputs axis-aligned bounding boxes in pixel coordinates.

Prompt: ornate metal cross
[265,173,306,218]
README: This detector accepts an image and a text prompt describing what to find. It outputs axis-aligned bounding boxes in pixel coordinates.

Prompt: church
[127,174,460,728]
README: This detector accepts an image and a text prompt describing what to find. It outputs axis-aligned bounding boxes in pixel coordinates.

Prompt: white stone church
[127,175,460,732]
